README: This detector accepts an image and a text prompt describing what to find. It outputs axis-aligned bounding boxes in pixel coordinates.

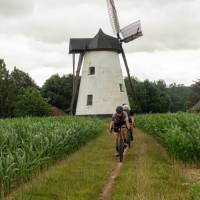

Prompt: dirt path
[99,149,127,200]
[99,162,122,200]
[110,129,194,200]
[8,126,198,200]
[7,128,116,200]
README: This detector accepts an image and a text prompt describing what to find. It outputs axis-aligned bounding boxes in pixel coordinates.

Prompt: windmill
[106,0,143,107]
[68,0,142,116]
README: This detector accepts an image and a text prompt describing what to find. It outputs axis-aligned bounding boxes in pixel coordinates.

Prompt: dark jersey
[123,110,133,124]
[126,110,131,118]
[112,111,128,124]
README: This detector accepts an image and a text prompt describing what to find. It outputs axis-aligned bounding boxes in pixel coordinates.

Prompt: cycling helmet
[116,106,123,113]
[122,104,129,111]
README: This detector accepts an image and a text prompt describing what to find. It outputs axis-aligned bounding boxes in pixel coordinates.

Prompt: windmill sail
[106,0,121,35]
[121,20,143,43]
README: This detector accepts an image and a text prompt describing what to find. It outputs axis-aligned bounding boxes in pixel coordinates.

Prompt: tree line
[0,59,199,118]
[125,78,199,113]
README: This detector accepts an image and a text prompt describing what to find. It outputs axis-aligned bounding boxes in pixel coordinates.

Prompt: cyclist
[109,106,130,156]
[122,104,135,141]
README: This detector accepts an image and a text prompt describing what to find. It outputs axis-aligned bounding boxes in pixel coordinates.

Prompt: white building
[69,29,130,116]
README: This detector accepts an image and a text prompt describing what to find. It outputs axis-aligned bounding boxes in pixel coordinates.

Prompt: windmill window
[87,95,93,106]
[119,84,124,92]
[89,67,95,75]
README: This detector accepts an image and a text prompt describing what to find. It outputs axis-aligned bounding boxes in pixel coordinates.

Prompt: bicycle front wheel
[126,129,131,148]
[118,136,124,162]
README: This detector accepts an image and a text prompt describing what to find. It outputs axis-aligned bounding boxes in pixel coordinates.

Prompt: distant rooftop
[69,29,122,54]
[191,100,200,112]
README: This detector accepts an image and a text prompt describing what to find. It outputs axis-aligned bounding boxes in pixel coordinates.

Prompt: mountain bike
[118,126,124,162]
[111,126,131,162]
[112,126,125,162]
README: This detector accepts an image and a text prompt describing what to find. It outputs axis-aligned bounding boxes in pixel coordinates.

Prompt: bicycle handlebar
[110,126,130,134]
[111,126,128,129]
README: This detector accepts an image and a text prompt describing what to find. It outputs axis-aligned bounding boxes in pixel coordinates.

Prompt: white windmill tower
[69,0,142,116]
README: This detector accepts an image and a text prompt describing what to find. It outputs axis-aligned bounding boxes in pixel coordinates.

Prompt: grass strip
[111,129,193,200]
[8,125,116,200]
[136,113,200,163]
[0,116,103,197]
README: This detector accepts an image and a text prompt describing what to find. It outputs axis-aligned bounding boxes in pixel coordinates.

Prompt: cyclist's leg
[121,121,127,142]
[129,118,134,140]
[114,132,120,156]
[113,124,119,155]
[114,131,118,144]
[122,127,126,141]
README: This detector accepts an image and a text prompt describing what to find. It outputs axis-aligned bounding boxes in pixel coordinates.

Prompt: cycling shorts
[113,122,126,133]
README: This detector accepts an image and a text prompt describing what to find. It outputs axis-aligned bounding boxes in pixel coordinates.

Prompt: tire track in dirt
[99,149,128,200]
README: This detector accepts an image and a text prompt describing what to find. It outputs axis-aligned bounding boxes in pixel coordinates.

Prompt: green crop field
[136,113,200,163]
[2,114,200,199]
[0,116,102,198]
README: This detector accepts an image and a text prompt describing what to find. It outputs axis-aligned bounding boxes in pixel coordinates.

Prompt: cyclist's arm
[124,112,130,129]
[109,121,114,132]
[132,116,136,127]
[126,119,130,130]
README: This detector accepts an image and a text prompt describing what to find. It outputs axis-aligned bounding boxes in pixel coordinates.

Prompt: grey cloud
[0,3,109,44]
[0,0,199,87]
[0,0,200,53]
[120,0,200,52]
[35,0,103,6]
[0,0,34,17]
[120,0,196,8]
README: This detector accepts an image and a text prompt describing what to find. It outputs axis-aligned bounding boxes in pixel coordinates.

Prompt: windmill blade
[121,45,140,109]
[121,20,143,43]
[72,53,75,98]
[106,0,121,35]
[69,53,84,115]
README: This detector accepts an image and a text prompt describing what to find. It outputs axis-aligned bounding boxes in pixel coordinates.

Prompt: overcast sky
[0,0,199,86]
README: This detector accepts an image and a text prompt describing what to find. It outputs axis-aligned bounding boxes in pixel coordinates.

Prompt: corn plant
[0,116,102,197]
[136,113,200,163]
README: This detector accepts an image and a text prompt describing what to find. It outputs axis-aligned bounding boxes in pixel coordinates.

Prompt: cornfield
[0,116,102,197]
[136,113,200,163]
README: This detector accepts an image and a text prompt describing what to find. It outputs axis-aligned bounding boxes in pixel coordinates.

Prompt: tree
[125,78,171,113]
[168,83,192,112]
[124,77,143,113]
[8,67,39,116]
[14,87,51,117]
[0,59,15,117]
[188,80,200,108]
[42,74,77,112]
[142,80,161,113]
[10,67,39,94]
[125,78,191,113]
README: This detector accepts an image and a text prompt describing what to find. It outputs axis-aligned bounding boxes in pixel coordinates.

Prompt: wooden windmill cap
[69,29,122,54]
